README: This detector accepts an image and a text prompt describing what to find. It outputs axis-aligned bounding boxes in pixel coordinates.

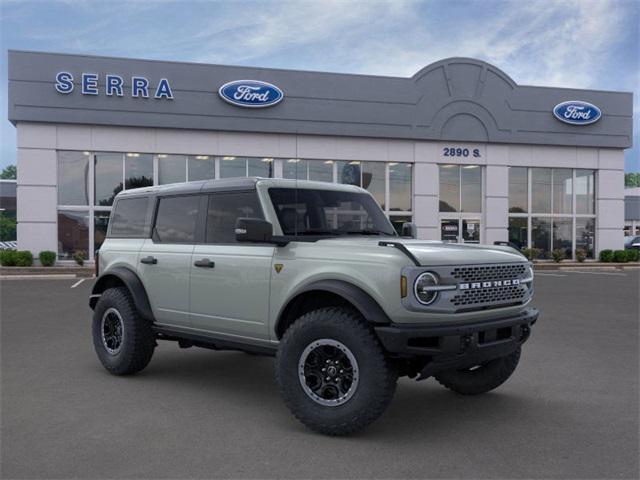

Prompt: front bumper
[375,307,538,379]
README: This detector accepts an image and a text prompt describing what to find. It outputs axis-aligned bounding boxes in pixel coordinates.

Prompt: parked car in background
[624,236,640,250]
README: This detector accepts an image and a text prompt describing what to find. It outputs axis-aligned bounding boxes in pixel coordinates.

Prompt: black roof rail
[378,241,421,266]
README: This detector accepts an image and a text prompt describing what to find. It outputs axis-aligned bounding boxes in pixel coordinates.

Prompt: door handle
[194,258,215,268]
[140,256,158,265]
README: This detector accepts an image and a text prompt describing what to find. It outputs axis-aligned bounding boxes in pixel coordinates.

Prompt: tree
[1,165,16,179]
[625,172,640,188]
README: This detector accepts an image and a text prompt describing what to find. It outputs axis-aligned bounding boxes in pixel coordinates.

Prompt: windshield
[268,188,396,237]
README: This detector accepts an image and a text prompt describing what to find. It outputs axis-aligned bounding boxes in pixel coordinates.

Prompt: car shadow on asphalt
[93,345,558,441]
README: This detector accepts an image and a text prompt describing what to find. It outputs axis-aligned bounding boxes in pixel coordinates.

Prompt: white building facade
[8,51,633,261]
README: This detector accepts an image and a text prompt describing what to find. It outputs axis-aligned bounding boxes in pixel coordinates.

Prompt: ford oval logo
[218,80,283,108]
[553,100,601,125]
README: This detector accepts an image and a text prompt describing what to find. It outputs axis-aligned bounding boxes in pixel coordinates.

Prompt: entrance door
[440,217,482,244]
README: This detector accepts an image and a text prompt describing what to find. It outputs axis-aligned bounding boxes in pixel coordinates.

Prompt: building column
[595,149,625,253]
[16,123,58,258]
[413,154,439,240]
[484,165,509,245]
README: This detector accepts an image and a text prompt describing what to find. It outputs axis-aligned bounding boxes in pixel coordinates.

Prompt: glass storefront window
[531,217,551,259]
[58,151,90,205]
[531,168,552,213]
[158,154,186,185]
[389,163,411,212]
[220,157,246,178]
[462,219,480,243]
[248,158,273,177]
[461,165,482,213]
[124,153,153,190]
[188,155,214,181]
[576,170,595,214]
[58,210,89,259]
[508,167,528,213]
[389,215,412,236]
[283,159,306,179]
[362,162,385,209]
[94,211,110,254]
[552,217,572,258]
[552,169,572,214]
[576,218,596,258]
[95,153,123,207]
[439,165,459,212]
[309,160,333,182]
[508,217,528,250]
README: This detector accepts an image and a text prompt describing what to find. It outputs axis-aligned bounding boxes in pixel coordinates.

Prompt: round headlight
[414,272,439,305]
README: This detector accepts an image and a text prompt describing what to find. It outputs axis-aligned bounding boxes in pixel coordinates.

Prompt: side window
[109,197,150,237]
[154,195,200,243]
[206,191,263,243]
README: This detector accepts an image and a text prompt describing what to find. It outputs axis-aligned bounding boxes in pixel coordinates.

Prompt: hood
[315,237,527,266]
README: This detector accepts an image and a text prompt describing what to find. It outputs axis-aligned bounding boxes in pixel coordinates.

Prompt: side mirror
[235,218,273,243]
[401,222,417,239]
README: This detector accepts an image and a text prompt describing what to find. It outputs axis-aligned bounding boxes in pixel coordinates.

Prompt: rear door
[189,190,274,340]
[138,194,201,328]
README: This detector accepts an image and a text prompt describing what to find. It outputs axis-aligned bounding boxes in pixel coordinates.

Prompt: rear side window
[154,195,200,243]
[206,191,263,243]
[109,197,150,237]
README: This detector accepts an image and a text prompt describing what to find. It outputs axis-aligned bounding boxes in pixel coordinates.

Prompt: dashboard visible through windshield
[268,188,396,237]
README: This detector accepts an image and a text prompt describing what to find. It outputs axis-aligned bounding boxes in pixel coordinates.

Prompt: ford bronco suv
[90,177,538,435]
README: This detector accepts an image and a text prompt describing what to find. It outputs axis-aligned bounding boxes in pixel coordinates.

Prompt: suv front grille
[451,264,527,283]
[451,284,527,308]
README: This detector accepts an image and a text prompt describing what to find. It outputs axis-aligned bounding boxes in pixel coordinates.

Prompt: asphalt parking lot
[1,271,638,479]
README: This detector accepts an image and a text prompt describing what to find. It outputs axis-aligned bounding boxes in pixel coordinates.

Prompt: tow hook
[460,335,472,353]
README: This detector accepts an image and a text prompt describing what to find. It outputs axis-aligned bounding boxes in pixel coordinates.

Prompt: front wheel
[275,307,398,436]
[434,348,521,395]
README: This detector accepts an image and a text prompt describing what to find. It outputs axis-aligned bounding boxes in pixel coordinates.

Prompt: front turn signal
[400,275,408,298]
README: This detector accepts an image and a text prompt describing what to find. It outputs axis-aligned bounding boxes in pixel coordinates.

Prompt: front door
[440,217,482,244]
[138,194,201,327]
[189,191,274,340]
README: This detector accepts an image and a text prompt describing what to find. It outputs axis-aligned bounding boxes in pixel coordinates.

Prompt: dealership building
[7,50,633,261]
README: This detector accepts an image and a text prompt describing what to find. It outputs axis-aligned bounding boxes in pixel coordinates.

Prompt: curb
[0,274,81,280]
[532,262,639,271]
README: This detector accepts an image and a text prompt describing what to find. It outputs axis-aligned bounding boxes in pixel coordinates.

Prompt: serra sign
[218,80,283,108]
[55,72,174,99]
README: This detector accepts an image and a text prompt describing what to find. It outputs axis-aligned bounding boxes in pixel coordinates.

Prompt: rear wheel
[275,307,397,436]
[434,348,521,395]
[92,287,155,375]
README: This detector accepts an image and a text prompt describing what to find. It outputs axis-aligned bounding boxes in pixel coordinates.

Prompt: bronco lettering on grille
[458,279,521,290]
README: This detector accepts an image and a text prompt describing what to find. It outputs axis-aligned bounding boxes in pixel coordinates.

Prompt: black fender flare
[89,266,154,321]
[276,279,391,336]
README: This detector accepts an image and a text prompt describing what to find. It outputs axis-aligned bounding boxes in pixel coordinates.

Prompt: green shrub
[626,249,639,262]
[599,249,614,262]
[14,250,34,267]
[39,250,57,267]
[0,249,17,266]
[521,247,542,261]
[73,250,86,266]
[613,250,628,263]
[551,249,565,263]
[575,249,587,263]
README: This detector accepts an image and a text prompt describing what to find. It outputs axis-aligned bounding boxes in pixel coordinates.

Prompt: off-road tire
[434,347,521,395]
[92,287,155,375]
[275,307,398,436]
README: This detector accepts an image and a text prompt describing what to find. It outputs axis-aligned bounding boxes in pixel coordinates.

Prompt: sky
[0,0,638,172]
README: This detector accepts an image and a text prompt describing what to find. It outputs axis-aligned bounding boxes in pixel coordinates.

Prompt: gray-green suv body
[90,177,538,435]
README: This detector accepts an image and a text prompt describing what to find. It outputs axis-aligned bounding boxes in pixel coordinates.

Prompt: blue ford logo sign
[553,100,601,125]
[218,80,283,108]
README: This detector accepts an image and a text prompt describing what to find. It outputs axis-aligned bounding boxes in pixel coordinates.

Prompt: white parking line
[535,273,567,277]
[568,270,626,276]
[70,278,86,288]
